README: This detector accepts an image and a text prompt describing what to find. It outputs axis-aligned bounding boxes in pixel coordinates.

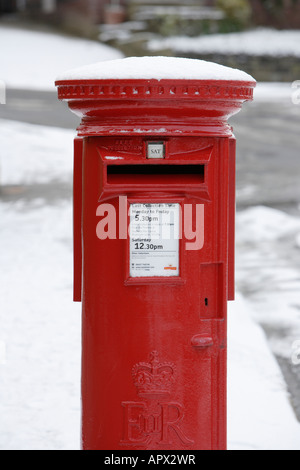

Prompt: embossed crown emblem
[132,351,176,399]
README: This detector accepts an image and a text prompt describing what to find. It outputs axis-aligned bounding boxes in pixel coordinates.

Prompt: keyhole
[205,298,208,307]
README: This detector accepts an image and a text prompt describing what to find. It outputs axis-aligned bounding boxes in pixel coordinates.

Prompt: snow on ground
[1,119,300,449]
[228,294,300,450]
[0,25,124,91]
[148,28,300,58]
[236,206,300,360]
[254,82,296,103]
[0,120,75,185]
[0,198,81,450]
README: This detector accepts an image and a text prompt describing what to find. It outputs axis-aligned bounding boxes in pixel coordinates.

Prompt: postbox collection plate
[129,203,180,278]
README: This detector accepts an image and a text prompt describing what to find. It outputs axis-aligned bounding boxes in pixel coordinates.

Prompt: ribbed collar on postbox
[55,56,256,137]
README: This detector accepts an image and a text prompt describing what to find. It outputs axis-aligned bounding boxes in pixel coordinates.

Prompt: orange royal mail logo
[121,351,194,447]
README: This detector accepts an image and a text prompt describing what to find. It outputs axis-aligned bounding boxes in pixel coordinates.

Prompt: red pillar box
[56,57,255,451]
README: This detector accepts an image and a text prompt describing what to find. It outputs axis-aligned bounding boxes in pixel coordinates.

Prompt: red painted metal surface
[228,137,237,302]
[56,79,254,137]
[56,75,255,450]
[73,137,83,302]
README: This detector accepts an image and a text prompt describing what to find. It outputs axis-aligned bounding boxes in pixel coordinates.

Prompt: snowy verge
[0,119,75,185]
[254,82,295,103]
[0,25,123,91]
[228,294,300,450]
[236,206,300,360]
[0,199,81,450]
[148,28,300,58]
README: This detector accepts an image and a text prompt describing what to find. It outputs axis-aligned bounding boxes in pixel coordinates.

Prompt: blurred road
[1,87,300,422]
[0,88,80,129]
[231,101,300,215]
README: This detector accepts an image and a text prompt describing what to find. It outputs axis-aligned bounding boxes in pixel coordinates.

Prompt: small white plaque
[147,142,165,159]
[0,80,6,105]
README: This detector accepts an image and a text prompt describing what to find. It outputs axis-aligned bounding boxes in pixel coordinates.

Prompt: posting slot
[107,164,205,186]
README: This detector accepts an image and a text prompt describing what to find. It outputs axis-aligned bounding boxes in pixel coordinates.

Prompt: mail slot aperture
[107,164,205,185]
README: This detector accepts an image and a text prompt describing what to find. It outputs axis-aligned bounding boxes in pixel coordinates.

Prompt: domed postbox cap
[55,56,256,137]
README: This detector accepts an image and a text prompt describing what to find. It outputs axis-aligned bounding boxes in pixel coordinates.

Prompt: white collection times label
[130,203,180,278]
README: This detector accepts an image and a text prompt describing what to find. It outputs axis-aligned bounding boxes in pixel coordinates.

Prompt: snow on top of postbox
[56,56,255,83]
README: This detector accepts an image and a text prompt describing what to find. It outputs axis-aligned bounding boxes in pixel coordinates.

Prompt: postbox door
[81,136,229,451]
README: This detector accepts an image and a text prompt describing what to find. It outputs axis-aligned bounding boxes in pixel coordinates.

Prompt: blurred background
[1,0,300,450]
